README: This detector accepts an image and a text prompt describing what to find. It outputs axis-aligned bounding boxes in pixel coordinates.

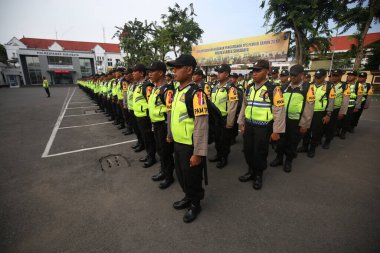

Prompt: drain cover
[100,154,130,171]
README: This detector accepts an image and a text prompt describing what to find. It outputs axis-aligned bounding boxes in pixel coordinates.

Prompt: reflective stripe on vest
[148,86,167,123]
[244,84,273,125]
[362,83,368,102]
[283,88,305,120]
[314,84,328,112]
[171,85,194,145]
[211,84,229,116]
[127,84,134,110]
[348,83,357,107]
[132,83,148,117]
[334,83,344,109]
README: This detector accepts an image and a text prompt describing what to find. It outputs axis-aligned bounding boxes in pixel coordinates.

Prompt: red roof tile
[19,37,120,53]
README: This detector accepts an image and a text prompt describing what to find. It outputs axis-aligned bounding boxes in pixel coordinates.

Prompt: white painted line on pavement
[64,112,103,117]
[362,118,380,123]
[41,87,76,158]
[43,139,137,158]
[70,101,94,104]
[59,121,112,129]
[66,105,98,109]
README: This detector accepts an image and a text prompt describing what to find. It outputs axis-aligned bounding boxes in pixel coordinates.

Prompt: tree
[364,39,380,70]
[160,3,203,57]
[0,44,8,65]
[335,0,380,69]
[261,0,342,65]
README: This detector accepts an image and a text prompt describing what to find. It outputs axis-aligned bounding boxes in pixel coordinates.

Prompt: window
[116,59,120,65]
[47,56,72,65]
[26,56,43,84]
[108,58,113,67]
[80,58,93,77]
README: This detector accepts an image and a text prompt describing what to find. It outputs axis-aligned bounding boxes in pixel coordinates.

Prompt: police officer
[270,67,281,85]
[113,67,126,129]
[193,69,211,98]
[209,64,239,168]
[340,70,363,139]
[237,60,285,189]
[147,61,175,189]
[132,64,156,167]
[229,73,242,144]
[298,69,335,157]
[42,76,50,97]
[351,71,373,131]
[279,69,290,88]
[323,69,350,148]
[237,73,246,92]
[121,68,134,135]
[270,64,315,172]
[166,54,208,223]
[304,73,311,83]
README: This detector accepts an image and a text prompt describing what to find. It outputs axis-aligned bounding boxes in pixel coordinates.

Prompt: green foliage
[114,3,203,66]
[364,39,380,70]
[0,44,8,65]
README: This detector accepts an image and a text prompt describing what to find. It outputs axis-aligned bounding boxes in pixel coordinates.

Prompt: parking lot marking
[64,112,103,117]
[66,105,98,109]
[43,139,137,158]
[41,87,76,158]
[70,101,93,104]
[59,121,112,129]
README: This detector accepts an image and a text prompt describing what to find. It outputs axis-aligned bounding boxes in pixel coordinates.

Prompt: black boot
[173,197,191,210]
[143,157,156,168]
[151,171,165,181]
[238,172,253,182]
[253,176,262,190]
[307,145,316,158]
[159,177,174,189]
[183,203,201,223]
[270,155,283,167]
[339,131,346,140]
[283,159,292,173]
[297,145,309,153]
[216,157,228,169]
[208,155,220,162]
[134,145,145,152]
[322,140,330,149]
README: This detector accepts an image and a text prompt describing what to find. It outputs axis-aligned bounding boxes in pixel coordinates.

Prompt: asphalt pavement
[1,85,379,253]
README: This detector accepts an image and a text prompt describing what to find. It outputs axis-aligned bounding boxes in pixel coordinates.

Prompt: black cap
[289,64,304,76]
[347,70,358,76]
[238,73,243,77]
[165,73,173,78]
[215,64,231,73]
[280,69,289,76]
[248,59,270,70]
[229,73,239,78]
[166,54,197,69]
[271,68,279,74]
[115,67,126,73]
[147,61,167,72]
[330,69,341,76]
[193,69,204,76]
[123,68,133,75]
[314,69,327,78]
[359,72,367,78]
[132,63,147,72]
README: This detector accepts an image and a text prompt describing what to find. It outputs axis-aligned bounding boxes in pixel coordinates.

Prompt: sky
[1,0,380,46]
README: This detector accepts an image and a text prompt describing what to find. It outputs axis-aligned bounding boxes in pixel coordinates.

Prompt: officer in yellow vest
[340,70,363,139]
[193,69,211,98]
[270,64,315,172]
[132,64,156,168]
[323,69,350,148]
[237,73,246,92]
[121,68,134,135]
[113,67,127,129]
[298,69,335,157]
[270,68,281,86]
[351,71,373,131]
[229,73,241,144]
[279,69,290,88]
[209,64,239,169]
[237,60,285,189]
[42,76,50,97]
[147,61,175,189]
[166,54,208,223]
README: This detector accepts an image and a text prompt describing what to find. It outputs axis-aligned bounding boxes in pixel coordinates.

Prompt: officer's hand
[354,108,359,113]
[239,124,245,135]
[271,133,280,141]
[190,155,202,167]
[225,125,232,129]
[166,137,173,143]
[123,104,127,109]
[322,115,330,124]
[299,127,308,135]
[338,114,344,120]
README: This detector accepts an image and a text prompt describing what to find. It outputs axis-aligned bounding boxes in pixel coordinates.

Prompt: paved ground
[1,86,380,253]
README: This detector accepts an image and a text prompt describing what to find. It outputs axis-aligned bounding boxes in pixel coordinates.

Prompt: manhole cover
[100,154,130,172]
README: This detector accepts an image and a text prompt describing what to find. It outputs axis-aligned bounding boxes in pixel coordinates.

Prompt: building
[3,37,124,86]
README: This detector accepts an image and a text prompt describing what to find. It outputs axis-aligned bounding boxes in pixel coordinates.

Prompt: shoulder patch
[357,83,363,95]
[329,87,336,99]
[343,85,351,96]
[307,85,316,102]
[193,91,208,117]
[166,90,173,111]
[228,87,239,101]
[273,86,285,107]
[368,87,374,95]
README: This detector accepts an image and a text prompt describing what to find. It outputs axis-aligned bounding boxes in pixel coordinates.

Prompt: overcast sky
[1,0,380,46]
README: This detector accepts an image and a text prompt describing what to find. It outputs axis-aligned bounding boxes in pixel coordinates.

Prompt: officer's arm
[165,90,174,140]
[355,84,363,109]
[237,95,247,126]
[193,92,208,156]
[226,88,239,128]
[272,87,285,133]
[299,85,315,129]
[326,87,336,113]
[364,85,374,109]
[339,85,350,115]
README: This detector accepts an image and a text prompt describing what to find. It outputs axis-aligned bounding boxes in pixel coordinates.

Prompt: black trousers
[129,110,143,146]
[214,118,232,159]
[174,142,204,204]
[153,121,174,179]
[136,116,155,159]
[302,111,325,147]
[276,118,301,161]
[122,107,133,130]
[324,108,339,143]
[44,88,50,97]
[351,102,365,128]
[116,101,124,126]
[243,123,272,177]
[342,107,354,133]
